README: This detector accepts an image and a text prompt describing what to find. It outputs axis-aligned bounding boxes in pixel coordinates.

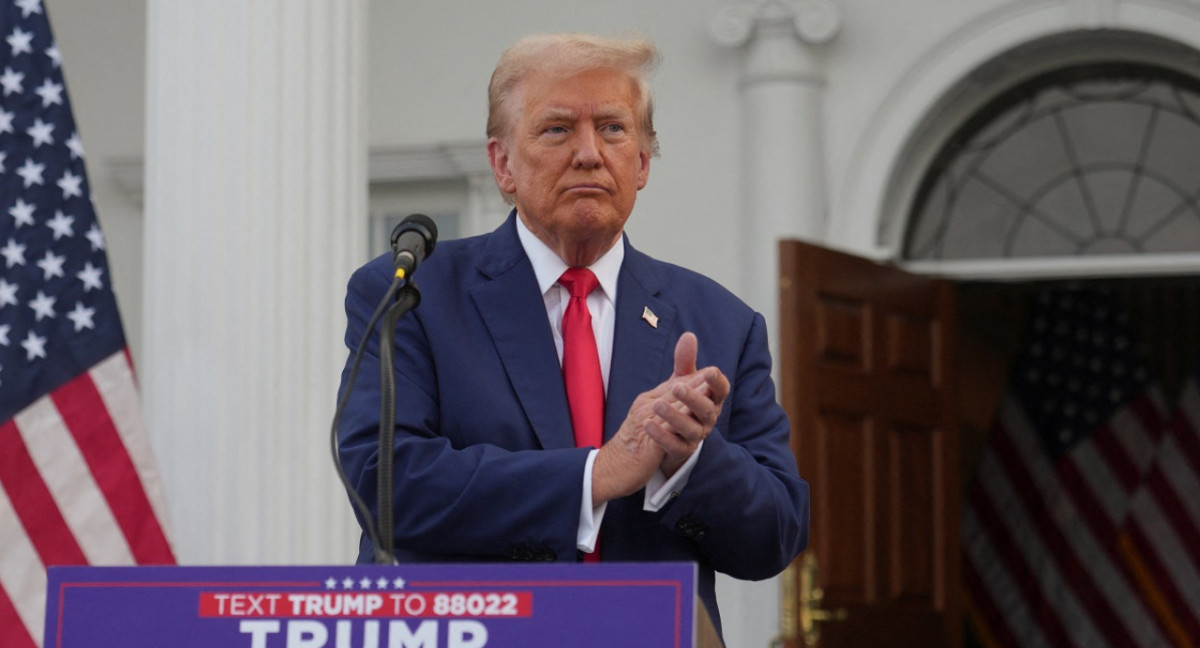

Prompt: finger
[672,332,698,377]
[653,397,708,444]
[701,367,730,405]
[668,382,718,428]
[643,418,693,457]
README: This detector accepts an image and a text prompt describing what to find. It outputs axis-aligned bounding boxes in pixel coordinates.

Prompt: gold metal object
[799,552,848,647]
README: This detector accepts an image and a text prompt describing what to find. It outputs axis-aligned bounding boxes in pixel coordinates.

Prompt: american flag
[0,2,174,646]
[1118,366,1200,647]
[962,288,1174,647]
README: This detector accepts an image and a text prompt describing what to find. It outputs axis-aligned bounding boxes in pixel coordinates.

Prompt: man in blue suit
[336,32,809,636]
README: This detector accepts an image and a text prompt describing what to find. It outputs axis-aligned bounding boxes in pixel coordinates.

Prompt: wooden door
[777,241,961,648]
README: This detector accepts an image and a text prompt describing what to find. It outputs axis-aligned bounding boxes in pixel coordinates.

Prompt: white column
[708,3,840,648]
[711,0,841,325]
[143,1,367,565]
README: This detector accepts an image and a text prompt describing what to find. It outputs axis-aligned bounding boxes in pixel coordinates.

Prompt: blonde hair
[487,32,661,157]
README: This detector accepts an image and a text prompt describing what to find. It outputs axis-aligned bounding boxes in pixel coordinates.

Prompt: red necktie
[559,268,605,563]
[558,268,605,450]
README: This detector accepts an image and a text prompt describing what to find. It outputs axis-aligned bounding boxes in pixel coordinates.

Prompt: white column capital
[709,0,841,49]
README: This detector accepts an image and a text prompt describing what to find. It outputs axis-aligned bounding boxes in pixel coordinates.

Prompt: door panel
[779,241,961,648]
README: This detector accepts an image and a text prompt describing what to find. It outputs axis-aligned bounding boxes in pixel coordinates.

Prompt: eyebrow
[535,104,634,123]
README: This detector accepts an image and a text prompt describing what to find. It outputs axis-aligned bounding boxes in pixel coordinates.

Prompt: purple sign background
[44,563,696,647]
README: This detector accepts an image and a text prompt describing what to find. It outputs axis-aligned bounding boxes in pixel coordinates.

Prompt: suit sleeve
[335,260,590,562]
[656,311,810,580]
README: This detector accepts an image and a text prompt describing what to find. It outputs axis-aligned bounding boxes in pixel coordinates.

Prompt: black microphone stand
[374,282,420,564]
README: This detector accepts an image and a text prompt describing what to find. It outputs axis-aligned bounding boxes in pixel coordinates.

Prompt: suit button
[676,515,708,541]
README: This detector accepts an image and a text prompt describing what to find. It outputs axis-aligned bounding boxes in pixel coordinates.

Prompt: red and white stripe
[1120,379,1200,646]
[0,352,174,647]
[965,392,1171,647]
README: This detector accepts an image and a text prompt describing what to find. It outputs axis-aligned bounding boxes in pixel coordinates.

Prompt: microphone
[390,213,438,280]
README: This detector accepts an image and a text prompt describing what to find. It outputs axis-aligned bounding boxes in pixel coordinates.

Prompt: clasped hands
[592,332,730,505]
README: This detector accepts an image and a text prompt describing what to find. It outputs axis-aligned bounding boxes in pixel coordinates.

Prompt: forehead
[515,67,640,119]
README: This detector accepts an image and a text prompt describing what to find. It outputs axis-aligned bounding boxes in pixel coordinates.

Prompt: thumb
[673,332,699,377]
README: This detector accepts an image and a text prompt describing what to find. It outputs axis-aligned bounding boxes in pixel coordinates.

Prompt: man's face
[488,66,651,266]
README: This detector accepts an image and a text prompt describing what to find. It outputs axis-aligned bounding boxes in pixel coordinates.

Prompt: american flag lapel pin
[642,306,659,328]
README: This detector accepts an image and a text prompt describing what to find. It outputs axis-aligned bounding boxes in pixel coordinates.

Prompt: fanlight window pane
[906,64,1200,261]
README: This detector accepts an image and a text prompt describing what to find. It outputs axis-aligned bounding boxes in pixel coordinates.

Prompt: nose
[572,129,602,169]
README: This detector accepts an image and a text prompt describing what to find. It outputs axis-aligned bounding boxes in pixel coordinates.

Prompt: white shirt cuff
[643,440,704,512]
[577,449,607,553]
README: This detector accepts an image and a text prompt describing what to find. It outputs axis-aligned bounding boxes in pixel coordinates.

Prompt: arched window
[906,63,1200,262]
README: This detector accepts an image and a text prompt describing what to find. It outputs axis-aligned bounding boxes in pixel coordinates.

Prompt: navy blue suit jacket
[336,213,809,632]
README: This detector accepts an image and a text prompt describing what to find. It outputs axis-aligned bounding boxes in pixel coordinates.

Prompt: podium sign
[45,563,700,647]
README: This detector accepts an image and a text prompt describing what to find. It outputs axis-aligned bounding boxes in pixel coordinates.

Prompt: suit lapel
[604,242,675,441]
[470,215,576,451]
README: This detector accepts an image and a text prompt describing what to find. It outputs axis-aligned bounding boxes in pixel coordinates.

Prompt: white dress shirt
[515,217,701,555]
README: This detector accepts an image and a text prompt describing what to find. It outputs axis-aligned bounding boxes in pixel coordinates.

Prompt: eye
[543,125,568,135]
[601,123,625,133]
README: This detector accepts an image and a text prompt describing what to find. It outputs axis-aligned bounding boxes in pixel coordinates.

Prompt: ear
[636,149,651,190]
[487,137,517,195]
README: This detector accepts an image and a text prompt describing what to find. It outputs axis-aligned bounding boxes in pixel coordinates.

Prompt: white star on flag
[0,324,9,346]
[66,302,95,332]
[20,330,46,360]
[86,223,105,251]
[15,0,42,18]
[46,209,73,239]
[65,131,82,158]
[6,28,33,56]
[9,197,34,227]
[76,262,103,291]
[34,77,61,107]
[1,237,26,267]
[16,157,42,186]
[0,107,12,133]
[44,42,59,68]
[35,249,64,279]
[56,168,81,198]
[28,290,55,321]
[0,66,22,95]
[0,278,17,307]
[25,116,52,146]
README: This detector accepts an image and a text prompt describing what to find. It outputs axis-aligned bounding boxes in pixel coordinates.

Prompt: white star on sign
[86,223,105,251]
[0,67,23,96]
[57,169,82,199]
[67,302,94,331]
[29,290,56,321]
[16,0,43,18]
[21,331,47,361]
[27,117,54,147]
[9,198,35,228]
[392,577,406,589]
[47,210,74,240]
[359,577,372,589]
[376,577,389,589]
[1,238,26,268]
[35,78,63,107]
[0,279,17,308]
[77,262,103,291]
[342,577,354,589]
[7,28,33,56]
[325,578,337,590]
[16,158,44,187]
[36,250,64,280]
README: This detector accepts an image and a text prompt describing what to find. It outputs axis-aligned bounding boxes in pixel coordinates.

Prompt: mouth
[565,184,609,195]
